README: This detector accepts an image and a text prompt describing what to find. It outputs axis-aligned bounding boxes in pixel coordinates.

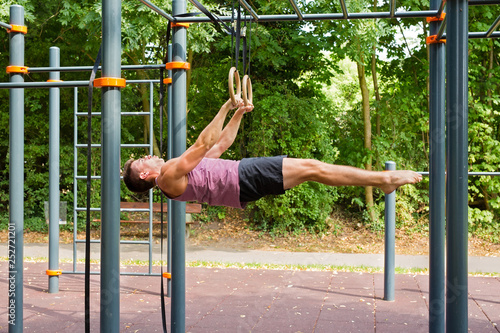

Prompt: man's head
[122,155,164,193]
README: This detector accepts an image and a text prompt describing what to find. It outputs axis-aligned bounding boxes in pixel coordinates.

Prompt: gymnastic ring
[242,75,253,106]
[228,67,241,106]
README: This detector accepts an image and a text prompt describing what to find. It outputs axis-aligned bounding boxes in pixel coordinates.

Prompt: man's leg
[282,158,422,194]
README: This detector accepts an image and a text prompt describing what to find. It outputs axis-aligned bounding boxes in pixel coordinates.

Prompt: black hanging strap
[247,18,251,76]
[242,16,247,74]
[235,3,241,71]
[85,43,102,333]
[159,66,169,333]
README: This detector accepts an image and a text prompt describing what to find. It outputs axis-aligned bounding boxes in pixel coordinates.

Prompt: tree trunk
[357,59,375,221]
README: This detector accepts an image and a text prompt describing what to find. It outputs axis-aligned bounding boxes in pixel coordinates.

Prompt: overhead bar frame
[138,0,175,21]
[239,0,259,21]
[289,0,304,20]
[175,10,442,22]
[486,15,500,37]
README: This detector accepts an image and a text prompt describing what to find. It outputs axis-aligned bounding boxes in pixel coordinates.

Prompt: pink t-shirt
[159,158,245,209]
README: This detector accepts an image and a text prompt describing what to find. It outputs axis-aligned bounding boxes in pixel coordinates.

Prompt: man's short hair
[123,158,153,193]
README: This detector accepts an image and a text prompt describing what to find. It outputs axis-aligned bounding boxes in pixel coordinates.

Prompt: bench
[119,201,202,221]
[95,202,202,238]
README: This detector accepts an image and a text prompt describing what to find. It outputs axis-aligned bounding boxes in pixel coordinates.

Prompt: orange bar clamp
[426,12,446,23]
[46,269,63,276]
[7,24,28,34]
[6,65,28,74]
[165,62,190,70]
[426,35,446,45]
[171,22,190,28]
[93,77,126,88]
[163,78,172,85]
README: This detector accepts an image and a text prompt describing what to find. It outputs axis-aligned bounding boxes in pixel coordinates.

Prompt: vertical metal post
[8,5,25,333]
[167,43,173,297]
[100,0,122,331]
[446,1,469,332]
[384,161,396,301]
[48,46,61,293]
[428,0,446,331]
[171,0,188,330]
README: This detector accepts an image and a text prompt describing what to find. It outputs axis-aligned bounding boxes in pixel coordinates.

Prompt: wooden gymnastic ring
[242,75,253,106]
[228,67,241,106]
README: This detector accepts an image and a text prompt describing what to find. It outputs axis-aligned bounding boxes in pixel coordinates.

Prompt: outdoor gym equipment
[3,1,500,333]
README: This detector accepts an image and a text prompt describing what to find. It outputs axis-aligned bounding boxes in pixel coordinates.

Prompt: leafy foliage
[0,0,499,242]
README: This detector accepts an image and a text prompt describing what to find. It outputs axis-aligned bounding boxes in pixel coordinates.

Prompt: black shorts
[238,156,287,203]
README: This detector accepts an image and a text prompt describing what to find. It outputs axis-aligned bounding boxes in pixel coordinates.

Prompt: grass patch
[1,257,498,276]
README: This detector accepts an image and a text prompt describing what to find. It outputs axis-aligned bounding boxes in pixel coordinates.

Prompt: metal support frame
[100,0,122,331]
[176,10,441,23]
[389,0,396,18]
[239,0,259,21]
[436,15,447,41]
[171,0,188,331]
[167,44,174,297]
[289,0,303,20]
[138,0,175,21]
[1,21,12,30]
[0,79,164,89]
[5,0,499,331]
[8,5,25,333]
[486,15,500,37]
[428,0,447,331]
[384,161,396,302]
[48,46,61,294]
[446,1,469,332]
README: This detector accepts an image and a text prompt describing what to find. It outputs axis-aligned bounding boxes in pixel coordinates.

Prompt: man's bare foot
[379,170,423,194]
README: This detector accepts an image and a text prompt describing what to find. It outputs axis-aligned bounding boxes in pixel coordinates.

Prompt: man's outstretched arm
[205,102,253,159]
[159,98,242,187]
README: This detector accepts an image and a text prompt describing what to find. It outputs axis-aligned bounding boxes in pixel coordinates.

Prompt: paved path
[1,261,499,332]
[1,242,500,332]
[7,242,500,273]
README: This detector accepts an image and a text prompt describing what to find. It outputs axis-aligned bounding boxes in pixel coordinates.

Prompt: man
[123,97,422,209]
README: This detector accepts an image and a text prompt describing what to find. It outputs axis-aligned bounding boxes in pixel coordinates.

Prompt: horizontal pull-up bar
[0,21,12,30]
[0,81,90,89]
[419,172,500,176]
[28,64,166,73]
[76,111,156,117]
[440,31,500,39]
[0,79,163,89]
[175,10,441,23]
[469,0,500,4]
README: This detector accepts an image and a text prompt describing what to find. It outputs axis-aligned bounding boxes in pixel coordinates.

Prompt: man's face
[134,155,165,179]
